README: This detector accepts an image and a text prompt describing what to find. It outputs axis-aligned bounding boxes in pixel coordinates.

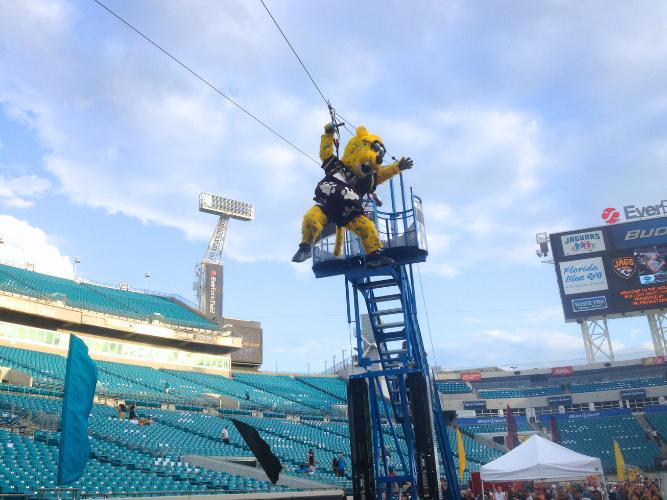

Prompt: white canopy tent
[480,434,604,482]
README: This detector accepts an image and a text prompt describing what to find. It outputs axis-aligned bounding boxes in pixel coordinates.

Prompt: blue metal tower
[312,177,461,500]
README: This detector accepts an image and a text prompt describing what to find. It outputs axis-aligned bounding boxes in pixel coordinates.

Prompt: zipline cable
[258,0,405,162]
[258,0,359,137]
[91,0,319,165]
[417,263,439,369]
[259,0,328,107]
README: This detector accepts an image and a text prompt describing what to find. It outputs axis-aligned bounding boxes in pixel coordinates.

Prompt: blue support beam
[312,186,461,500]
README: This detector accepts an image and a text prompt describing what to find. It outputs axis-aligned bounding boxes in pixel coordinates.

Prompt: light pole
[342,349,347,368]
[74,257,81,277]
[333,355,337,372]
[306,363,310,374]
[144,272,151,290]
[324,360,328,373]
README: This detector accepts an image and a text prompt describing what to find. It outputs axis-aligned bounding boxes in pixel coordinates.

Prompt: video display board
[551,216,667,321]
[224,317,263,367]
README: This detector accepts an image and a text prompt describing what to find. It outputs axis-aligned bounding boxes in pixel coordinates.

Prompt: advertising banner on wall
[642,356,665,366]
[559,257,608,296]
[560,230,606,256]
[551,366,574,376]
[463,400,487,410]
[203,262,223,322]
[620,389,646,400]
[550,215,667,321]
[547,395,573,406]
[461,372,482,382]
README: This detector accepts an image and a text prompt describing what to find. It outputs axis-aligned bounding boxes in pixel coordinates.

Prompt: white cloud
[439,326,584,370]
[0,215,72,277]
[0,173,51,209]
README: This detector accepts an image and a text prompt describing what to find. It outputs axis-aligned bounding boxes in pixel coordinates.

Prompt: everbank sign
[602,200,667,224]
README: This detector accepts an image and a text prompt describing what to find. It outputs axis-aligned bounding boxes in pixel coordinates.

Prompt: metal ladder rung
[369,308,404,317]
[379,349,406,357]
[368,294,402,303]
[377,331,406,342]
[375,321,405,330]
[356,279,398,291]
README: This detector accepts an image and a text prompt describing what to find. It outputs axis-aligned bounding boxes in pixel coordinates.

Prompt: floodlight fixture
[535,232,550,258]
[199,193,254,221]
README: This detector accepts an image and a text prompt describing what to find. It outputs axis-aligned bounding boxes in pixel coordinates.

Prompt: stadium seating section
[477,386,562,399]
[570,378,667,393]
[0,263,217,330]
[435,381,472,394]
[0,344,345,414]
[2,343,667,496]
[644,410,667,449]
[555,414,660,472]
[440,377,667,399]
[459,421,533,435]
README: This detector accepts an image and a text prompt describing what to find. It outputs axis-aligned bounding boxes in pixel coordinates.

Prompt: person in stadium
[440,477,448,500]
[128,403,137,422]
[307,448,316,470]
[117,402,126,420]
[292,123,414,268]
[331,454,339,476]
[494,486,506,500]
[336,452,346,477]
[221,426,230,445]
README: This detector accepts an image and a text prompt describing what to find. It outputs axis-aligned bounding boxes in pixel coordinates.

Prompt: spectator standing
[128,403,137,421]
[440,477,448,499]
[336,452,346,477]
[495,487,506,500]
[221,426,230,445]
[118,402,126,420]
[331,455,339,476]
[307,448,316,474]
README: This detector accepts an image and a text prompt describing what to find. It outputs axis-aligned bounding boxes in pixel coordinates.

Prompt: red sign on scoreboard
[461,372,481,382]
[551,366,574,376]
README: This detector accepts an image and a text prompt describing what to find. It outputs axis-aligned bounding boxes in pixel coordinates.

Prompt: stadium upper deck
[0,262,242,357]
[436,356,667,415]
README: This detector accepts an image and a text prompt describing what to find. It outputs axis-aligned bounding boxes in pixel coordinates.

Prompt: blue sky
[1,0,666,372]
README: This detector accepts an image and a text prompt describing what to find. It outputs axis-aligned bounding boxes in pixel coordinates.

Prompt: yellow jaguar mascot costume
[292,124,413,267]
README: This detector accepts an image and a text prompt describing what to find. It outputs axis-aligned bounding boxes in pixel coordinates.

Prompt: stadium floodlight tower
[310,178,460,500]
[195,193,254,322]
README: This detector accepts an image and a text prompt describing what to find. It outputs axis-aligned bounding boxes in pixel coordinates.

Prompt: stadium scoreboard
[550,216,667,321]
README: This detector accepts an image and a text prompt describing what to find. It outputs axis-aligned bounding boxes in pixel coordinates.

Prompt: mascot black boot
[291,243,312,263]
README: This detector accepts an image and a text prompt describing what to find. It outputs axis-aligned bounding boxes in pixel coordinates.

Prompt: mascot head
[341,126,386,179]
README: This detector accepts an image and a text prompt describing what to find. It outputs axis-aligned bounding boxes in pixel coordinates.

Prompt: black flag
[231,418,282,484]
